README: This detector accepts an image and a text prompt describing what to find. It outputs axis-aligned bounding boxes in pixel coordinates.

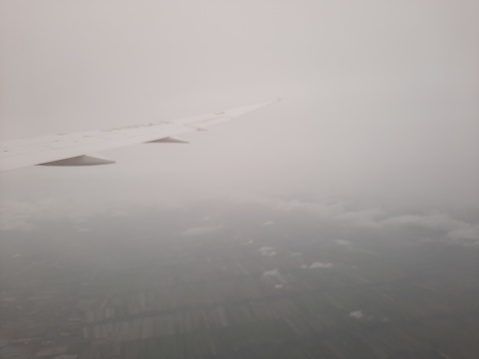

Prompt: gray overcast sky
[1,0,478,209]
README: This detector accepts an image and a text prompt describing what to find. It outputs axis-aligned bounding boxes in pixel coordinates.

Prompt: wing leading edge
[0,99,279,172]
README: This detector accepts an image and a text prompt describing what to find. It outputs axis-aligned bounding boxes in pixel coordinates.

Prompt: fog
[1,0,478,211]
[1,3,479,356]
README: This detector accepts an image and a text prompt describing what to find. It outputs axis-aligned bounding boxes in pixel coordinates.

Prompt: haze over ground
[1,0,478,212]
[1,3,479,358]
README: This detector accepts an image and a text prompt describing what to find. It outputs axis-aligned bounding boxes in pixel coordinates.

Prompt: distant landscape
[1,196,478,358]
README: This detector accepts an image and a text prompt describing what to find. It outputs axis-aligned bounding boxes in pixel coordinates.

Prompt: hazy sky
[1,0,478,209]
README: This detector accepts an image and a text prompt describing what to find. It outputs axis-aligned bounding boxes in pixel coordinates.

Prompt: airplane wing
[0,99,279,172]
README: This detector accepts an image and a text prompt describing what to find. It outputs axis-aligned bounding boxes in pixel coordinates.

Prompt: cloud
[0,198,106,232]
[310,261,333,269]
[448,224,479,247]
[259,246,274,252]
[258,247,276,256]
[349,310,364,319]
[336,239,352,248]
[181,225,222,237]
[239,196,479,247]
[0,216,35,232]
[381,213,479,246]
[262,269,280,277]
[2,195,477,249]
[0,200,42,232]
[241,196,384,228]
[261,269,285,286]
[262,251,276,257]
[380,213,457,230]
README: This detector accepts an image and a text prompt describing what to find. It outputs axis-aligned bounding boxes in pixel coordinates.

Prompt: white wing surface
[0,99,279,172]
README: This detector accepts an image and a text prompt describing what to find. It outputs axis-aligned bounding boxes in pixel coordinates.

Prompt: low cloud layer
[0,198,106,232]
[336,239,353,248]
[245,196,479,247]
[181,225,222,237]
[259,247,276,257]
[1,196,478,248]
[262,269,280,278]
[310,261,333,269]
[349,310,364,319]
